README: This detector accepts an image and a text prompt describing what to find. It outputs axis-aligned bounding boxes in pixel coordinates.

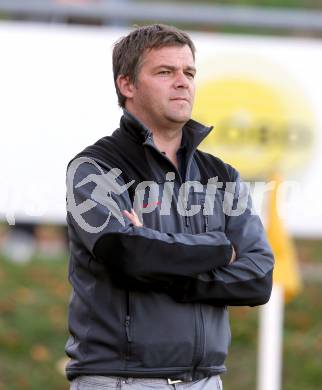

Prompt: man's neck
[125,108,184,166]
[152,129,182,161]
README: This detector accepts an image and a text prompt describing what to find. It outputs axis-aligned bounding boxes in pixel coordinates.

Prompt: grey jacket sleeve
[66,157,233,285]
[168,169,274,306]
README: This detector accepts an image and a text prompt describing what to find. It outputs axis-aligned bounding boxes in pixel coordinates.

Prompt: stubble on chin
[168,107,192,124]
[164,103,191,123]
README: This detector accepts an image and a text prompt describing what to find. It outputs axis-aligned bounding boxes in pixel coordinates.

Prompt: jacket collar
[120,109,213,152]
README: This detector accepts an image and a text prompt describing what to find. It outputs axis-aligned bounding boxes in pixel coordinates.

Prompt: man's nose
[173,71,190,89]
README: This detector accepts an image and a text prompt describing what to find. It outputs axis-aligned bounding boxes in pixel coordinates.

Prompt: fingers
[123,209,132,219]
[229,246,236,264]
[123,208,143,227]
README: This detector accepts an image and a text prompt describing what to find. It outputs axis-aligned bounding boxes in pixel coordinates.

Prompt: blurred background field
[0,236,321,390]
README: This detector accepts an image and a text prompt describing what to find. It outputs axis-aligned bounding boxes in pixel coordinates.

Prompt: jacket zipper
[193,304,205,372]
[124,290,132,361]
[193,204,208,372]
[143,138,198,231]
[143,138,183,182]
[144,138,205,373]
[204,214,209,232]
[185,150,205,373]
[144,139,188,227]
[184,147,198,231]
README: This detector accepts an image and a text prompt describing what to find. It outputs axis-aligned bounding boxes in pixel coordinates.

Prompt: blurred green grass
[0,255,70,390]
[0,241,322,389]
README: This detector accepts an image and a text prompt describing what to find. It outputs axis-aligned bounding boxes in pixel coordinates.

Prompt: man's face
[126,45,196,128]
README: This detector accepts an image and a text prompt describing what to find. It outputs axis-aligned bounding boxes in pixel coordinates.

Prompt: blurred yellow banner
[266,174,302,302]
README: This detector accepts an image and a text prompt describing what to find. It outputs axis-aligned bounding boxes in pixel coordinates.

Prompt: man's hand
[229,246,236,264]
[123,208,235,265]
[123,208,143,227]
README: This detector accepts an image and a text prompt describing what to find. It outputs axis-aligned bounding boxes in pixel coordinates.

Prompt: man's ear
[116,75,136,99]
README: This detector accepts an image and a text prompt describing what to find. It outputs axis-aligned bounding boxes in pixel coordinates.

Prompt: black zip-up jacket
[65,110,274,382]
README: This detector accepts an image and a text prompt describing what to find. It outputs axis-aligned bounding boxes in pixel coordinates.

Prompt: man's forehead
[141,45,195,67]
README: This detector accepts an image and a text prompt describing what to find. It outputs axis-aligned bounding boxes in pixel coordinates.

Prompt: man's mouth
[171,98,190,103]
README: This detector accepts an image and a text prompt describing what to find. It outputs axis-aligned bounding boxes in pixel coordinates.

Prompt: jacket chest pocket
[189,188,226,234]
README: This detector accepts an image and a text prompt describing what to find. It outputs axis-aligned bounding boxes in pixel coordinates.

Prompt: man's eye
[159,70,170,75]
[186,73,195,79]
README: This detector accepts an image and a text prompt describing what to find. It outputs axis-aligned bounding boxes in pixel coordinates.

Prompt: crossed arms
[66,159,274,307]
